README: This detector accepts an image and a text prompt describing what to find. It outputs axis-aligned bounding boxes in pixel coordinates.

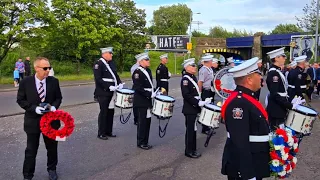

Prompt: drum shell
[152,96,175,119]
[115,90,134,109]
[198,105,221,128]
[285,109,316,134]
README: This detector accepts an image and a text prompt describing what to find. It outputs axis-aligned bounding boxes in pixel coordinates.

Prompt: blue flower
[270,164,283,172]
[272,136,285,145]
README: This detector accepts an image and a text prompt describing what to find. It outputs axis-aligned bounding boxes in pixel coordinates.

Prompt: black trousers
[137,108,151,145]
[133,107,139,124]
[23,133,58,179]
[19,72,24,80]
[97,96,115,135]
[184,114,197,153]
[227,176,262,180]
[201,89,215,132]
[270,117,285,131]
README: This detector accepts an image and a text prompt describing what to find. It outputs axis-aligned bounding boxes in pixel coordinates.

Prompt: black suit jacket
[17,76,62,134]
[307,67,316,81]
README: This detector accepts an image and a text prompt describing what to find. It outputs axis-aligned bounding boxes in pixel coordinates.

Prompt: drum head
[295,105,318,117]
[117,88,134,94]
[205,104,221,112]
[155,95,175,102]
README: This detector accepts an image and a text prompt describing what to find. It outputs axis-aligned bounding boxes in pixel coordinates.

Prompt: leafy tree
[271,24,303,34]
[208,26,230,38]
[152,4,191,35]
[0,0,49,64]
[296,0,318,33]
[192,30,207,37]
[112,0,148,72]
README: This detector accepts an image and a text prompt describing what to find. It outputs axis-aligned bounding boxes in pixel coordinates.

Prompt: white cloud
[135,0,311,34]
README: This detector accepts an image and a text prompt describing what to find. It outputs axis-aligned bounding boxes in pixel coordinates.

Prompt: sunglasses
[144,58,150,61]
[39,67,52,71]
[190,64,196,67]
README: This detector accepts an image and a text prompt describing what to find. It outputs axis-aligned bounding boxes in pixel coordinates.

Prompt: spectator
[13,67,20,87]
[15,58,25,80]
[24,57,31,76]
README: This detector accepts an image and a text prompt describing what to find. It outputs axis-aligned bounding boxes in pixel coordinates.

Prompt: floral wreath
[269,128,299,179]
[40,110,75,140]
[214,79,233,93]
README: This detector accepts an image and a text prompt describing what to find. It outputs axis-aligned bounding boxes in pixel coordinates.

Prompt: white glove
[292,101,300,109]
[168,72,171,77]
[248,177,256,180]
[118,83,124,90]
[151,92,157,98]
[198,101,207,107]
[109,86,117,91]
[156,91,162,96]
[291,96,301,104]
[50,106,56,112]
[35,107,45,115]
[204,98,212,104]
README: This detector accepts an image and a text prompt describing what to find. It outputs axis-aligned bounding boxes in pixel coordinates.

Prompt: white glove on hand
[291,96,301,104]
[35,107,45,115]
[151,92,157,98]
[156,91,162,96]
[168,72,171,77]
[109,86,117,91]
[50,106,56,112]
[248,177,256,180]
[198,101,207,107]
[204,98,212,104]
[292,101,300,109]
[118,83,124,90]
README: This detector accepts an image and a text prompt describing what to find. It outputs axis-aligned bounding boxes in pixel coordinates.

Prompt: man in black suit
[17,57,62,180]
[24,57,32,76]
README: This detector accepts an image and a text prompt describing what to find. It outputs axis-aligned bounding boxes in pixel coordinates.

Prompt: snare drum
[115,89,134,109]
[285,105,317,134]
[152,95,175,119]
[198,104,221,128]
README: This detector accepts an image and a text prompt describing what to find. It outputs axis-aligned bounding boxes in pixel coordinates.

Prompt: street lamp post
[189,12,200,43]
[315,0,319,62]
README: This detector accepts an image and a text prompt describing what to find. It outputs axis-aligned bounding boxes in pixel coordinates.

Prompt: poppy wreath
[214,79,233,93]
[40,110,75,140]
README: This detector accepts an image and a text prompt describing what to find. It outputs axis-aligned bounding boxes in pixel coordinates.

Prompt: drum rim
[204,103,221,112]
[294,105,318,117]
[155,95,175,102]
[116,88,135,94]
[115,105,133,109]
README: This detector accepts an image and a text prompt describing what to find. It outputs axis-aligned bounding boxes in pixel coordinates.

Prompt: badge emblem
[94,64,99,69]
[298,74,302,79]
[183,80,188,86]
[157,70,160,74]
[232,108,243,119]
[273,76,278,82]
[134,73,139,79]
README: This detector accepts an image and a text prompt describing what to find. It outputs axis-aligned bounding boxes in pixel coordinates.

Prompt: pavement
[0,77,320,180]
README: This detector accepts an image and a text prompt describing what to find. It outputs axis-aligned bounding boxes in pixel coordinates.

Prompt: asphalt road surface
[0,77,319,180]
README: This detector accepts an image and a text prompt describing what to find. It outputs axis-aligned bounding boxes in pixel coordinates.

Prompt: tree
[271,24,303,34]
[192,30,207,37]
[112,0,148,72]
[296,0,318,33]
[208,26,231,38]
[0,0,49,64]
[152,4,191,35]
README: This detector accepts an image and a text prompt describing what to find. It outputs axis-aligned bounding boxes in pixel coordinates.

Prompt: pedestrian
[24,57,32,76]
[93,47,123,140]
[181,58,210,158]
[17,57,62,180]
[132,52,155,150]
[221,57,269,180]
[13,67,20,87]
[15,58,25,80]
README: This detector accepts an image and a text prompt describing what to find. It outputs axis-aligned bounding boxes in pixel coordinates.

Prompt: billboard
[290,35,320,62]
[149,35,190,51]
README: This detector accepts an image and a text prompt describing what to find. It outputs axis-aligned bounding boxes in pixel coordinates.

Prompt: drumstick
[154,87,160,94]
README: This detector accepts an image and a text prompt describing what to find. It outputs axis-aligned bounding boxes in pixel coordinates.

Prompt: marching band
[90,47,318,180]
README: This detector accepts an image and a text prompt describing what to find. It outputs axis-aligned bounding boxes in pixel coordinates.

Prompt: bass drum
[213,67,237,100]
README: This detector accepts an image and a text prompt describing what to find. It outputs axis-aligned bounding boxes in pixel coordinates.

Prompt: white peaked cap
[228,57,261,78]
[100,47,113,54]
[182,58,195,68]
[266,47,286,59]
[294,55,307,63]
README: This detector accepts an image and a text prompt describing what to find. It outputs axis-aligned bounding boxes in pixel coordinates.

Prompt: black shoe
[24,179,32,180]
[97,135,108,140]
[48,170,58,180]
[106,133,116,137]
[201,130,209,135]
[137,144,153,150]
[185,151,201,158]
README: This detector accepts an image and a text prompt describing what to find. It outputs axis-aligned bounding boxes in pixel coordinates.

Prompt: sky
[134,0,313,34]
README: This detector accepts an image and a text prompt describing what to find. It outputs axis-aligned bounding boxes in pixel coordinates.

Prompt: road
[0,77,319,180]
